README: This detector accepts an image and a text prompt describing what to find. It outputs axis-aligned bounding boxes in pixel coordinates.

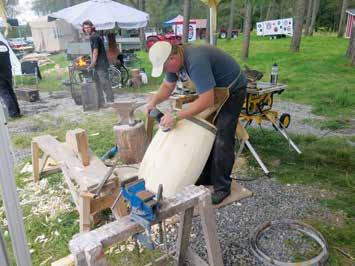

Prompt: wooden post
[176,207,194,265]
[66,128,90,167]
[198,192,223,266]
[79,192,92,232]
[114,121,148,164]
[31,140,40,182]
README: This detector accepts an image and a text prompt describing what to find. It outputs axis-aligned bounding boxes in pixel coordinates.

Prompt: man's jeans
[94,68,113,104]
[196,87,246,193]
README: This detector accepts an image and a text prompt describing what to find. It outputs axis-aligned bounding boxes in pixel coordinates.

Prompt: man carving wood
[145,41,247,204]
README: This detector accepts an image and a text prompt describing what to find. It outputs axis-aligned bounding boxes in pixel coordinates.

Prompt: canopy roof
[50,0,149,30]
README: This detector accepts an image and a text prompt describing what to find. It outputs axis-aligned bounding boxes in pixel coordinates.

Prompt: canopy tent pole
[0,108,32,266]
[201,0,220,45]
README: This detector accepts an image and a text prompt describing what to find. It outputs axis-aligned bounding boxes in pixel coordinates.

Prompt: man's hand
[144,102,156,116]
[160,113,176,130]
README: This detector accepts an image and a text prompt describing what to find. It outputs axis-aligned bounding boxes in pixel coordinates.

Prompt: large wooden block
[114,121,148,164]
[15,88,40,102]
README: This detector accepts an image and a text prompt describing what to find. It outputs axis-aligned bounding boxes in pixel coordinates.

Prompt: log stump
[114,121,148,164]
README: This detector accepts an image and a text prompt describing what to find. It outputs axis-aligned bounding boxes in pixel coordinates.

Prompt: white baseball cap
[149,41,172,77]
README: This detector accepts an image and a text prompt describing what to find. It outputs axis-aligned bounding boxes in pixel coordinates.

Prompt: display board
[256,18,293,37]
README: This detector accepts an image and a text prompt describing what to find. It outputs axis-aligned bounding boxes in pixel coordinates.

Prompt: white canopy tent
[49,0,149,30]
[0,31,22,76]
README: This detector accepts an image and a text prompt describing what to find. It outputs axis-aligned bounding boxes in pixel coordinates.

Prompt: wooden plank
[31,141,40,182]
[90,186,121,214]
[65,128,90,167]
[39,153,50,174]
[198,192,223,266]
[176,207,194,265]
[61,165,80,210]
[186,248,209,266]
[51,255,75,266]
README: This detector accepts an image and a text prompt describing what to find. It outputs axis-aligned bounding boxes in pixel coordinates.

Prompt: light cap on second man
[149,41,172,77]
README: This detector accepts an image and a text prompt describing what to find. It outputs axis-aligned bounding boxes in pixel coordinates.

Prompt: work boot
[211,190,230,205]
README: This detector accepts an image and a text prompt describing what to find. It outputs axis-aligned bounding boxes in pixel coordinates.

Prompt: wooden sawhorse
[54,185,223,266]
[31,129,128,232]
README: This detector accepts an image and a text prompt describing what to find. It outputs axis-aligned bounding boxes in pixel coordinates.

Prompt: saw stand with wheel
[237,82,302,176]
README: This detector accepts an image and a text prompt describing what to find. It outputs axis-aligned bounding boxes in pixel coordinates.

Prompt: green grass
[137,34,355,121]
[221,35,355,119]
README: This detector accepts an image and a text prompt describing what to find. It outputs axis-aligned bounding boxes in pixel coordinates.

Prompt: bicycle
[109,55,129,89]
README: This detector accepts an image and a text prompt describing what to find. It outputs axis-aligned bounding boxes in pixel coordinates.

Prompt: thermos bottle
[270,63,278,85]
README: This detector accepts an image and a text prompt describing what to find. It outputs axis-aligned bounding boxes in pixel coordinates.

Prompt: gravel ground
[154,177,330,265]
[4,90,351,265]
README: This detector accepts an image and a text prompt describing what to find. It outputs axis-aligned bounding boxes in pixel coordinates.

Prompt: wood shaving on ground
[21,162,33,174]
[17,177,74,219]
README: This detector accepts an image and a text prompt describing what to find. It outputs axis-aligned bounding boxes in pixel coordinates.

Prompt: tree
[241,0,252,60]
[227,0,236,39]
[304,0,313,36]
[265,0,275,20]
[182,0,191,43]
[289,0,306,52]
[337,0,348,37]
[346,25,355,66]
[308,0,319,36]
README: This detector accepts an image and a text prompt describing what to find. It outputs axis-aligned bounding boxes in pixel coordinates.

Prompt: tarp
[0,32,22,76]
[163,14,196,26]
[29,18,79,52]
[49,0,149,30]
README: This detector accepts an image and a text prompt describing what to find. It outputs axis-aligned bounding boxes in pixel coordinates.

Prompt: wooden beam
[51,255,75,266]
[198,192,223,266]
[31,140,40,182]
[65,128,90,167]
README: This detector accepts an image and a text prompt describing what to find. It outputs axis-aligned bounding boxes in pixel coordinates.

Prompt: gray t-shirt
[165,45,247,94]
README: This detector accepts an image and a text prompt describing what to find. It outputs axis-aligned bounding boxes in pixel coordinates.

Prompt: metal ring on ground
[249,219,329,266]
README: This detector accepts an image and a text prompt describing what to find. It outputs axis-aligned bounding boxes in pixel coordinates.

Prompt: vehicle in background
[145,32,182,51]
[8,38,28,49]
[219,26,239,39]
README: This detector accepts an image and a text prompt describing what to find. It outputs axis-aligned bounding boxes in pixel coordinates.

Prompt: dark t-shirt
[165,45,247,94]
[0,40,12,82]
[89,32,109,70]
